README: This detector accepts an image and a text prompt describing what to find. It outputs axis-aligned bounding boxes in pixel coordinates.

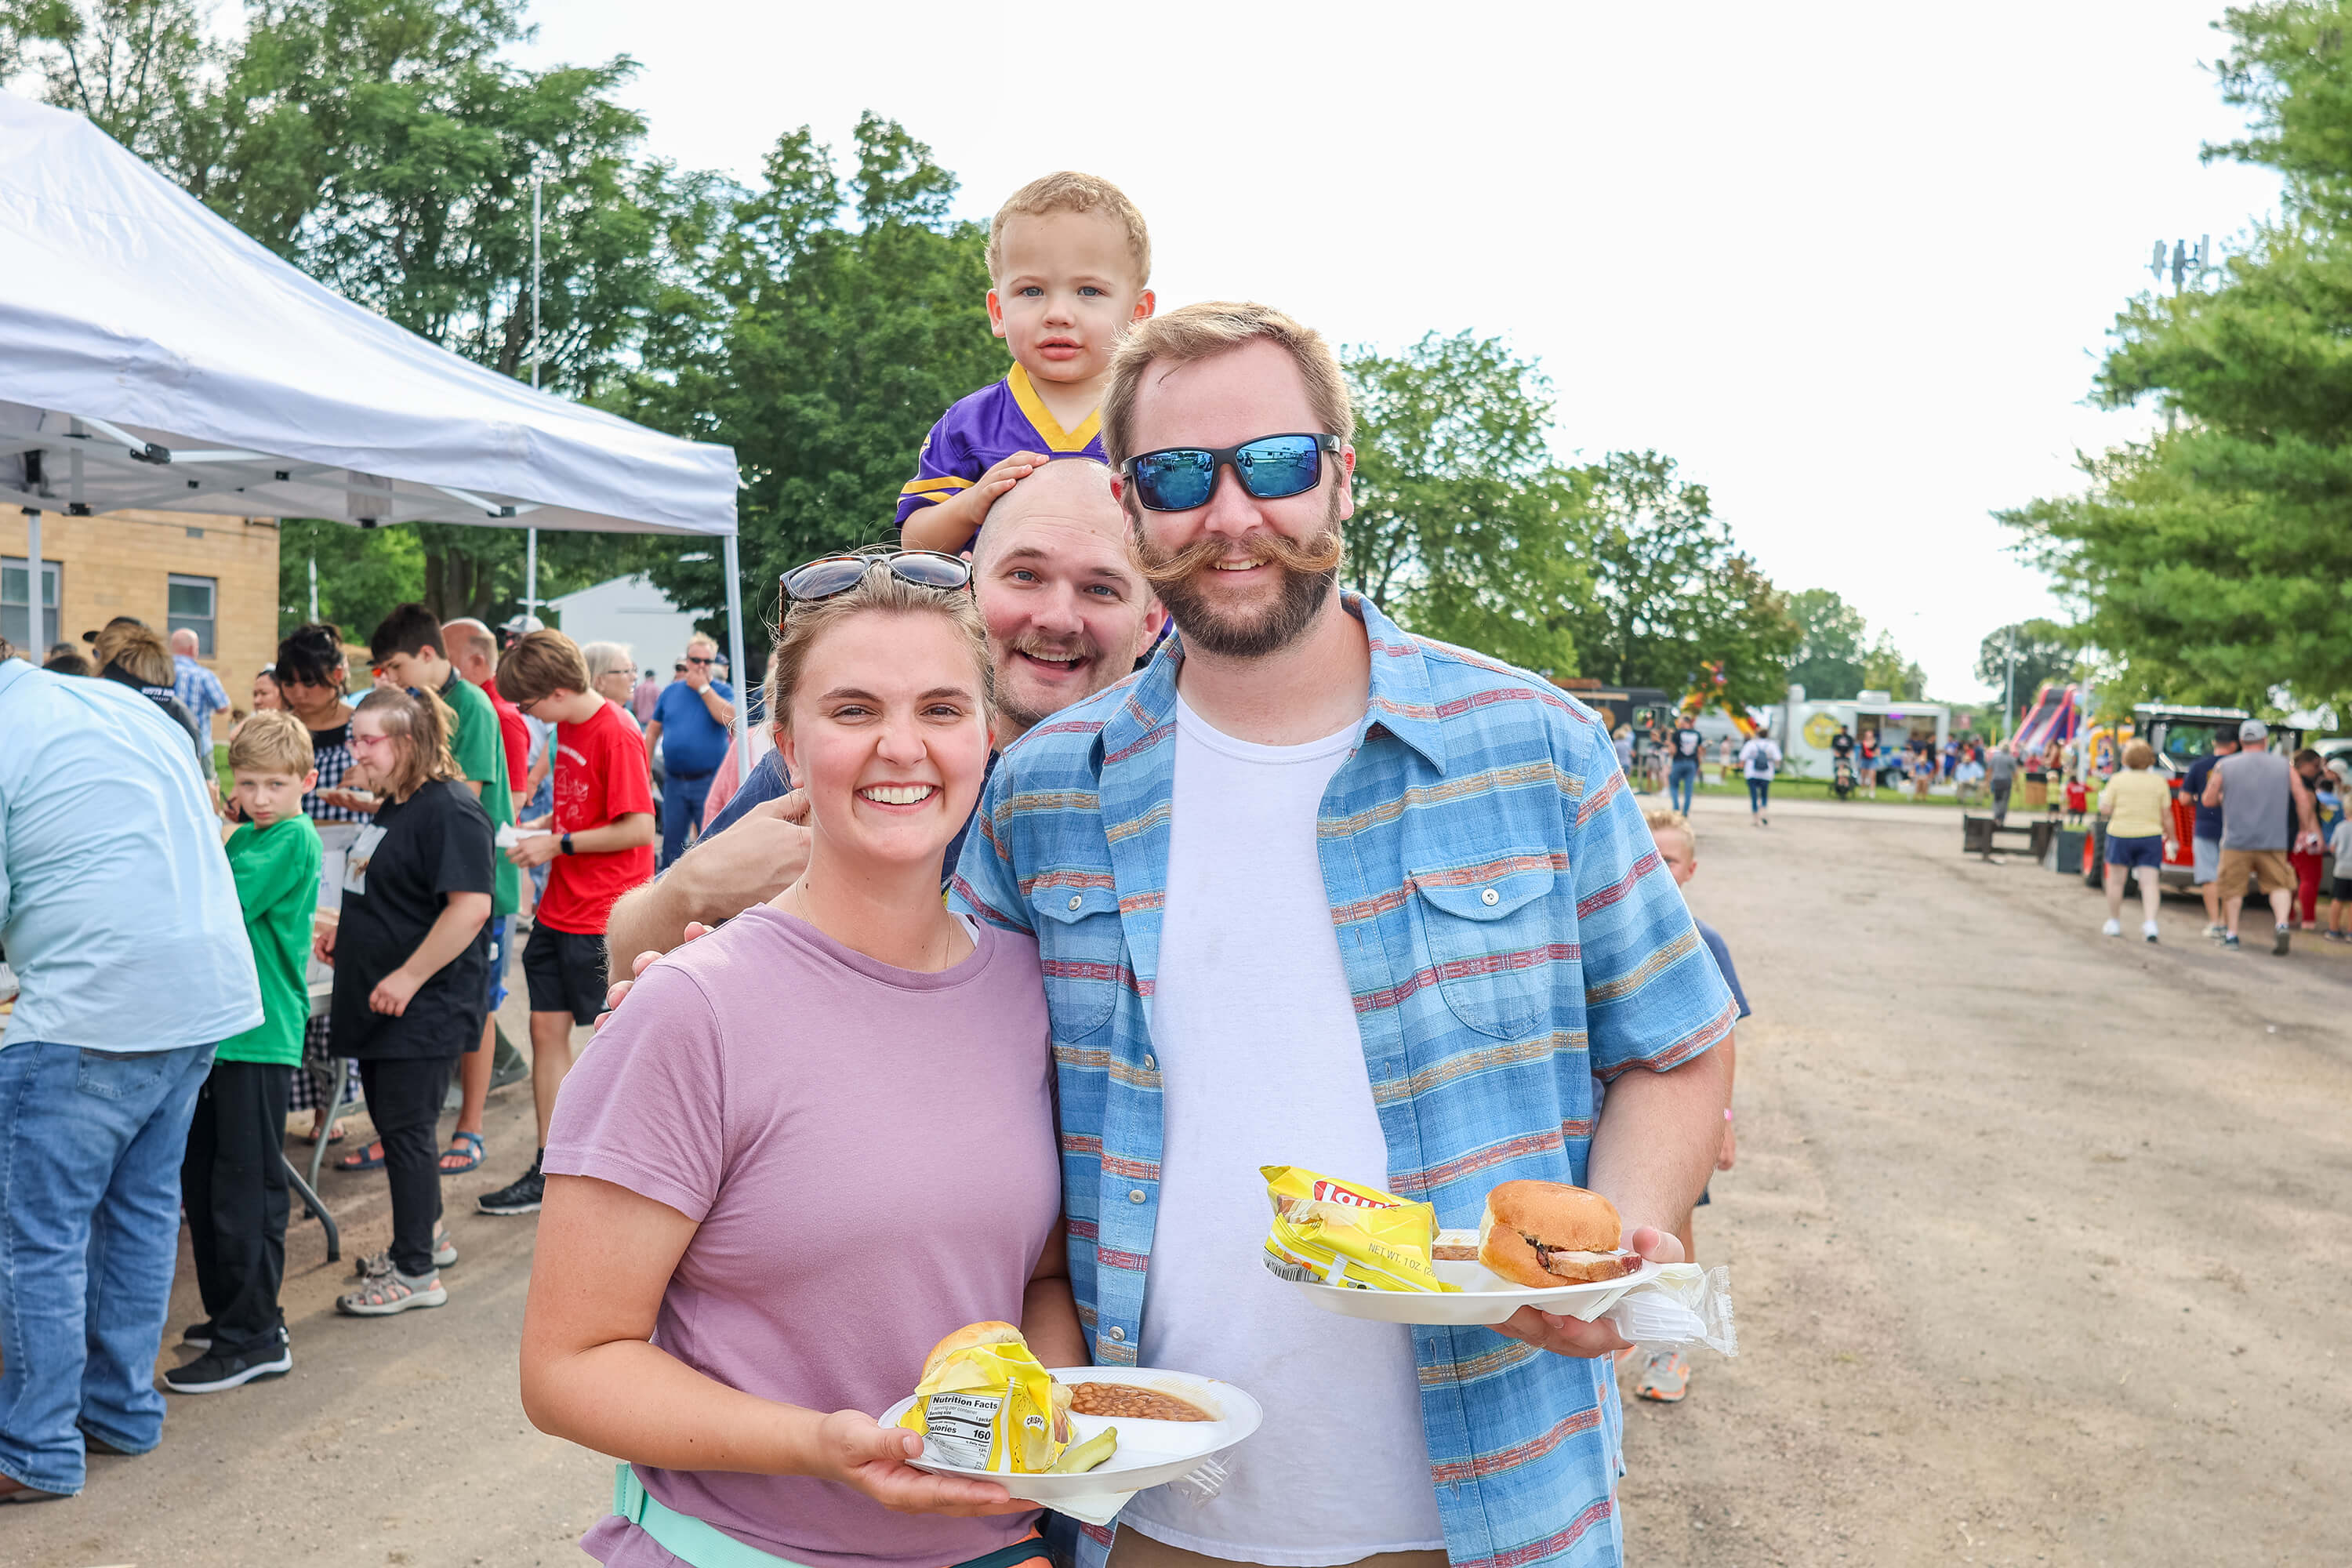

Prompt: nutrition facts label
[917,1391,1003,1470]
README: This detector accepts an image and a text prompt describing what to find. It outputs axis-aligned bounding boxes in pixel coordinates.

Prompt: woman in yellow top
[2100,740,2176,941]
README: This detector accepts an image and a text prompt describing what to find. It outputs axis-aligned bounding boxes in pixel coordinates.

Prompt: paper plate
[1279,1256,1667,1327]
[881,1366,1261,1504]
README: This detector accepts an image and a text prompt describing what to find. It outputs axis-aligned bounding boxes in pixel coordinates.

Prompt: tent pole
[23,509,41,648]
[723,532,750,773]
[526,171,543,625]
[307,552,318,620]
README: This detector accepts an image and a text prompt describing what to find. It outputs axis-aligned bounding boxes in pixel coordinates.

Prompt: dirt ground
[13,794,2350,1567]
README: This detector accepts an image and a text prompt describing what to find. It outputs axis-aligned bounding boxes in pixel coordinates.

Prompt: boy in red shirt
[483,630,656,1214]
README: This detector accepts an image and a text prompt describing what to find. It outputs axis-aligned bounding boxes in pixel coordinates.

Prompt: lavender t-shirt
[545,904,1060,1568]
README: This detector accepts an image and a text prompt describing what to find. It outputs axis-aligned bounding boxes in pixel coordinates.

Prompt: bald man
[604,456,1162,963]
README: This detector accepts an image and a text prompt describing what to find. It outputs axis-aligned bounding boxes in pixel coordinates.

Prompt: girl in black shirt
[317,687,494,1316]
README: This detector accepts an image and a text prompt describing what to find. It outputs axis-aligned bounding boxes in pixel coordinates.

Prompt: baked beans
[1067,1382,1215,1421]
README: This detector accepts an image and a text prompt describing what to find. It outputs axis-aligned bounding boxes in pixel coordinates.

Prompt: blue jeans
[0,1040,214,1494]
[1747,777,1772,814]
[1668,759,1699,814]
[659,769,713,869]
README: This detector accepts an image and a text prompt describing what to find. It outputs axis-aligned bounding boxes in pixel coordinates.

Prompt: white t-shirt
[1122,695,1445,1566]
[1739,735,1782,779]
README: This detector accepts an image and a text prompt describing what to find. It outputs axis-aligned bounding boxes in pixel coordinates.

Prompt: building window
[2,557,60,651]
[167,574,217,657]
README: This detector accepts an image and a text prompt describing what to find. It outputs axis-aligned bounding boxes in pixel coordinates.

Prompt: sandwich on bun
[1476,1180,1638,1286]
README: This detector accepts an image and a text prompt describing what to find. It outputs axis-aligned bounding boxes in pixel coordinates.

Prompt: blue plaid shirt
[951,594,1734,1568]
[172,654,229,734]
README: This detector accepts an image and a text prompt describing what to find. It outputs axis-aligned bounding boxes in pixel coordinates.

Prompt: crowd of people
[2,171,1751,1568]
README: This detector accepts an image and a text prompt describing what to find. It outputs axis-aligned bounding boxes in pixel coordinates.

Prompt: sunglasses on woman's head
[1120,433,1340,514]
[779,549,974,605]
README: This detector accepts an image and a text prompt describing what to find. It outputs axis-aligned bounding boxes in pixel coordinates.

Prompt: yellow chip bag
[1259,1165,1459,1294]
[898,1322,1071,1472]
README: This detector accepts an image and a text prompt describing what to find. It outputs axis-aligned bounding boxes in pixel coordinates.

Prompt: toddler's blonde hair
[988,171,1150,286]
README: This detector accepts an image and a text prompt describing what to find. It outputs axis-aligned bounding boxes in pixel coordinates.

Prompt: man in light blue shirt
[0,658,262,1502]
[170,628,230,777]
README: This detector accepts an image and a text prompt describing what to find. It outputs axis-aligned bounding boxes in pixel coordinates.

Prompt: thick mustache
[1133,528,1344,587]
[1012,636,1098,664]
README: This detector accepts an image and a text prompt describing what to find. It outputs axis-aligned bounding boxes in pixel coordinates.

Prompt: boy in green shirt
[168,712,321,1395]
[364,604,517,1176]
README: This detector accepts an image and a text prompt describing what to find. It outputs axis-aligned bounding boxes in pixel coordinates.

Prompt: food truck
[1780,689,1955,780]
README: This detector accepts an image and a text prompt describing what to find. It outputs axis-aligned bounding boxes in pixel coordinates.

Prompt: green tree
[1860,632,1927,701]
[616,114,1007,637]
[1558,452,1799,710]
[1341,332,1591,674]
[1973,619,2078,699]
[2001,2,2352,717]
[1784,587,1869,699]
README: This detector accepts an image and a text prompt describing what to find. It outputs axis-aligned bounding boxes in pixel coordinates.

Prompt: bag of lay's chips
[1260,1165,1459,1294]
[898,1322,1072,1472]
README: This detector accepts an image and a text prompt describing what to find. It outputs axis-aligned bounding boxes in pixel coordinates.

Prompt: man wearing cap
[2201,719,2323,953]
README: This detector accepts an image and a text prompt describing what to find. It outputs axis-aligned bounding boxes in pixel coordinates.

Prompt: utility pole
[2147,235,2210,434]
[2002,623,2016,742]
[524,169,543,625]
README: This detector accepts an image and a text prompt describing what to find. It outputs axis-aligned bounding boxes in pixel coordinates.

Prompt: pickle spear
[1049,1428,1118,1474]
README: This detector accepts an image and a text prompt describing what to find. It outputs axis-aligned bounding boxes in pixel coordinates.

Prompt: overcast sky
[506,2,2280,700]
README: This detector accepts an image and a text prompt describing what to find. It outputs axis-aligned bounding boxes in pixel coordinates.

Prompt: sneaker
[477,1151,545,1217]
[180,1320,214,1352]
[2142,920,2160,943]
[2101,918,2122,938]
[162,1342,292,1394]
[336,1267,446,1317]
[1633,1348,1691,1403]
[2273,924,2291,956]
[350,1225,456,1279]
[2204,923,2227,942]
[2222,933,2241,949]
[2325,929,2348,943]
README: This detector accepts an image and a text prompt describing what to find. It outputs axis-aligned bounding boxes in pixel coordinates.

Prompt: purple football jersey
[895,364,1105,543]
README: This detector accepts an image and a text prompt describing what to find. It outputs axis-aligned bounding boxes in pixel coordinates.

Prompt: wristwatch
[560,832,575,856]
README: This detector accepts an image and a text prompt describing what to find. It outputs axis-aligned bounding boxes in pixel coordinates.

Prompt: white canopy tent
[0,90,753,761]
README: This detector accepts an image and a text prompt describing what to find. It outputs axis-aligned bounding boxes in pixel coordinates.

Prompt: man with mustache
[952,302,1734,1568]
[602,457,1163,960]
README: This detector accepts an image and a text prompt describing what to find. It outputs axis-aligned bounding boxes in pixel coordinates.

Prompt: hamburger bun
[1476,1181,1635,1287]
[917,1320,1027,1382]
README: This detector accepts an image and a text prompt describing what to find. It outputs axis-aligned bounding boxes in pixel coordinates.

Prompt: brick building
[3,509,281,739]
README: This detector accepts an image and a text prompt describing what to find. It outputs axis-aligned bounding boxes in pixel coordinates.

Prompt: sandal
[438,1131,485,1174]
[299,1121,347,1147]
[350,1226,456,1279]
[335,1261,447,1317]
[335,1141,387,1173]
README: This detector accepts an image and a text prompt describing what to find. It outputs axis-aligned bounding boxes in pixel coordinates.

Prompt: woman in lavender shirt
[522,559,1078,1568]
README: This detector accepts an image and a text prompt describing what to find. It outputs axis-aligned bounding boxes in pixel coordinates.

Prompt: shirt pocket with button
[1027,881,1124,1042]
[1406,862,1563,1040]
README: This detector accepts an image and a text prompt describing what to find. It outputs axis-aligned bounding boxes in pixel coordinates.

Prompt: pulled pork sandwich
[1475,1180,1639,1286]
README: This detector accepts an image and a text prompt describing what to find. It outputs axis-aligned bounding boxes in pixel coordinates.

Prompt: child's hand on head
[902,451,1049,554]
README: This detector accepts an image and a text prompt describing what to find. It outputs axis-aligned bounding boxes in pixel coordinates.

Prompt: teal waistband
[609,1465,1051,1568]
[615,1464,816,1568]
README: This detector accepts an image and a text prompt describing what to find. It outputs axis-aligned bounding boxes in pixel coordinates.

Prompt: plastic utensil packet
[1588,1263,1738,1356]
[1258,1164,1459,1294]
[897,1336,1070,1472]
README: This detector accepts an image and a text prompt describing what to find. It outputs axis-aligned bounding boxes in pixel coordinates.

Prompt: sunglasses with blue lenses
[1121,433,1340,514]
